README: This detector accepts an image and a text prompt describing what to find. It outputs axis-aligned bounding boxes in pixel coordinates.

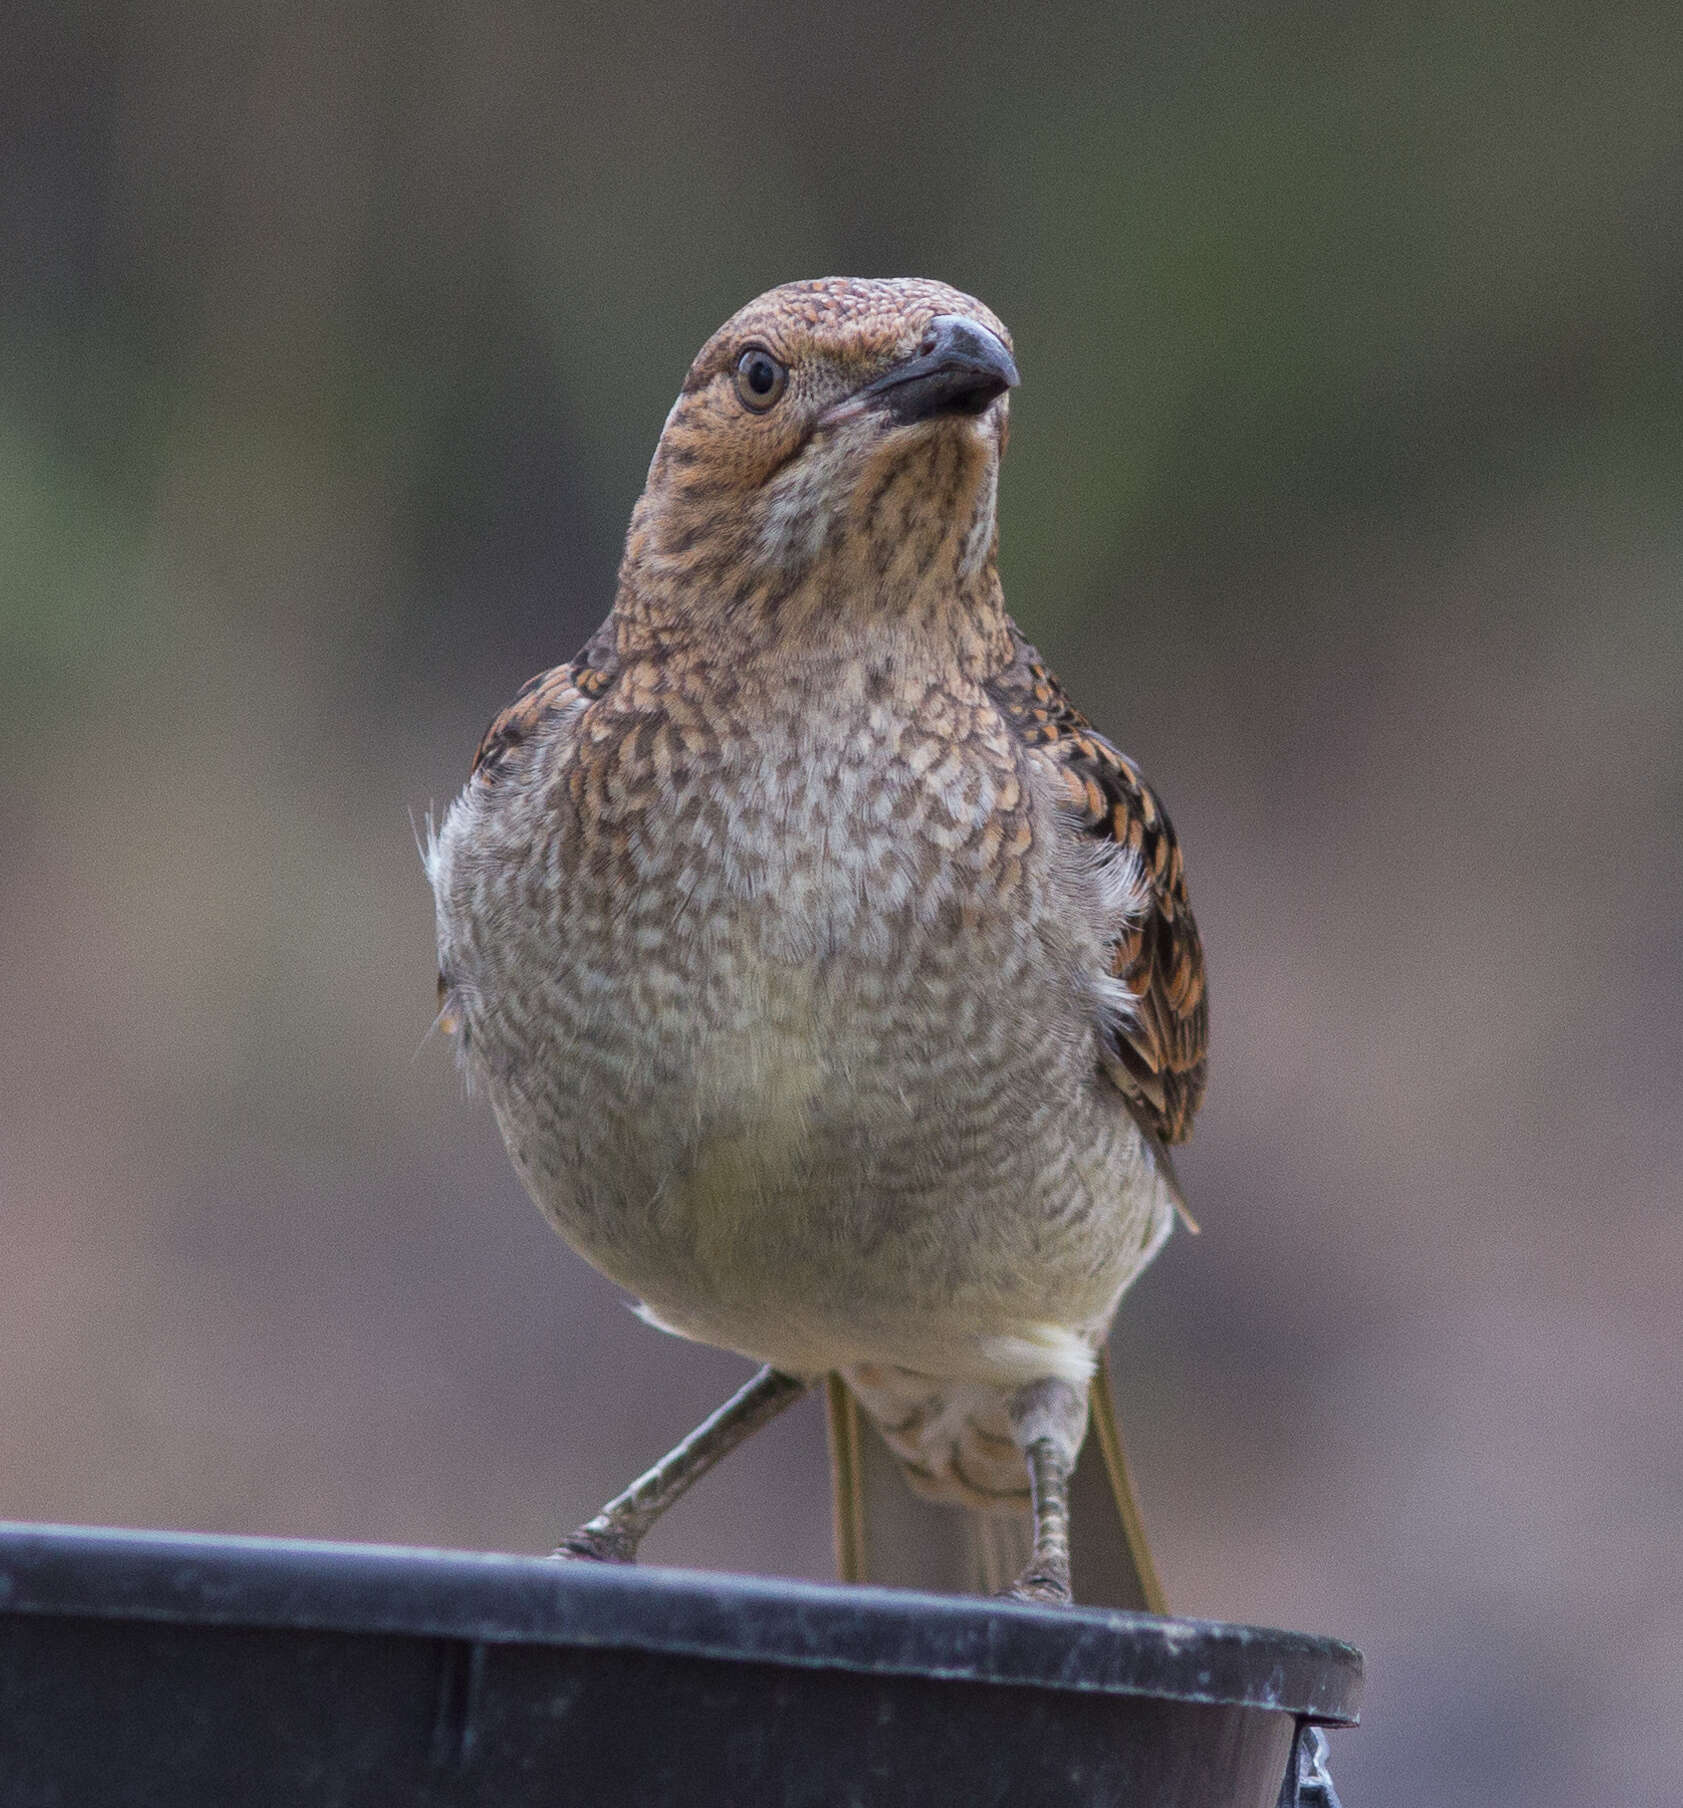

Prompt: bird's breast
[437,663,1151,1375]
[568,682,1025,1042]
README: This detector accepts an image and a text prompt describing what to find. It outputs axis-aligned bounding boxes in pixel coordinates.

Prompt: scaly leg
[1002,1376,1088,1605]
[555,1365,808,1563]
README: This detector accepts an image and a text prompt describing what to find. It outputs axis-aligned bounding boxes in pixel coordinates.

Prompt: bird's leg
[554,1365,808,1563]
[1002,1377,1089,1606]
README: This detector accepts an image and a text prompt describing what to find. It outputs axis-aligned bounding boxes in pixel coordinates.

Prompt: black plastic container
[0,1523,1360,1806]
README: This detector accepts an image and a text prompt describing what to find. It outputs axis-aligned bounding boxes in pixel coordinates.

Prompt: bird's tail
[824,1353,1166,1612]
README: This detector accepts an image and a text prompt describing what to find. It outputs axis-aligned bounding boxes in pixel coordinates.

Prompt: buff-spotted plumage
[427,277,1207,1602]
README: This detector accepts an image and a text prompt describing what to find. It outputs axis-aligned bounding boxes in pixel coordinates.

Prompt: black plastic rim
[0,1522,1361,1724]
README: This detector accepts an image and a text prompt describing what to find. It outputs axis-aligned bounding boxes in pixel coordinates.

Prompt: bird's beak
[823,316,1020,428]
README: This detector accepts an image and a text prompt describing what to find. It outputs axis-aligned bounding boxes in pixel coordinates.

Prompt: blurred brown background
[3,2,1680,1800]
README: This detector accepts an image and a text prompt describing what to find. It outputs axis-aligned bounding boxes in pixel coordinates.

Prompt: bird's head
[620,278,1018,651]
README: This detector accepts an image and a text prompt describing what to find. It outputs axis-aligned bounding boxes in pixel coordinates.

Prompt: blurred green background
[4,2,1680,1799]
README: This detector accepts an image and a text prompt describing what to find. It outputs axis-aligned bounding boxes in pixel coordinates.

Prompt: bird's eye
[734,347,788,412]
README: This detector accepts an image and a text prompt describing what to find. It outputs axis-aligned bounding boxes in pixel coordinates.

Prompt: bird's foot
[1000,1561,1072,1607]
[550,1521,639,1564]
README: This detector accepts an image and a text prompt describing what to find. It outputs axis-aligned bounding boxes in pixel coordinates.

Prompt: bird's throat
[618,425,1010,678]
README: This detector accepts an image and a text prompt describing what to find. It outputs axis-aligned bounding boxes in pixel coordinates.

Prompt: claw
[1001,1564,1072,1607]
[550,1524,639,1564]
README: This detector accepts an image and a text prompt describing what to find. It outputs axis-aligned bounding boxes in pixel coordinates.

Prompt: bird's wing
[987,625,1208,1148]
[469,620,619,786]
[434,625,619,1026]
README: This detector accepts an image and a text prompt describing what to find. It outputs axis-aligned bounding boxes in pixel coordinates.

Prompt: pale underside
[429,650,1177,1507]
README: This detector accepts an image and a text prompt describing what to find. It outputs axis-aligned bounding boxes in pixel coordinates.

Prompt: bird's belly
[479,884,1167,1386]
